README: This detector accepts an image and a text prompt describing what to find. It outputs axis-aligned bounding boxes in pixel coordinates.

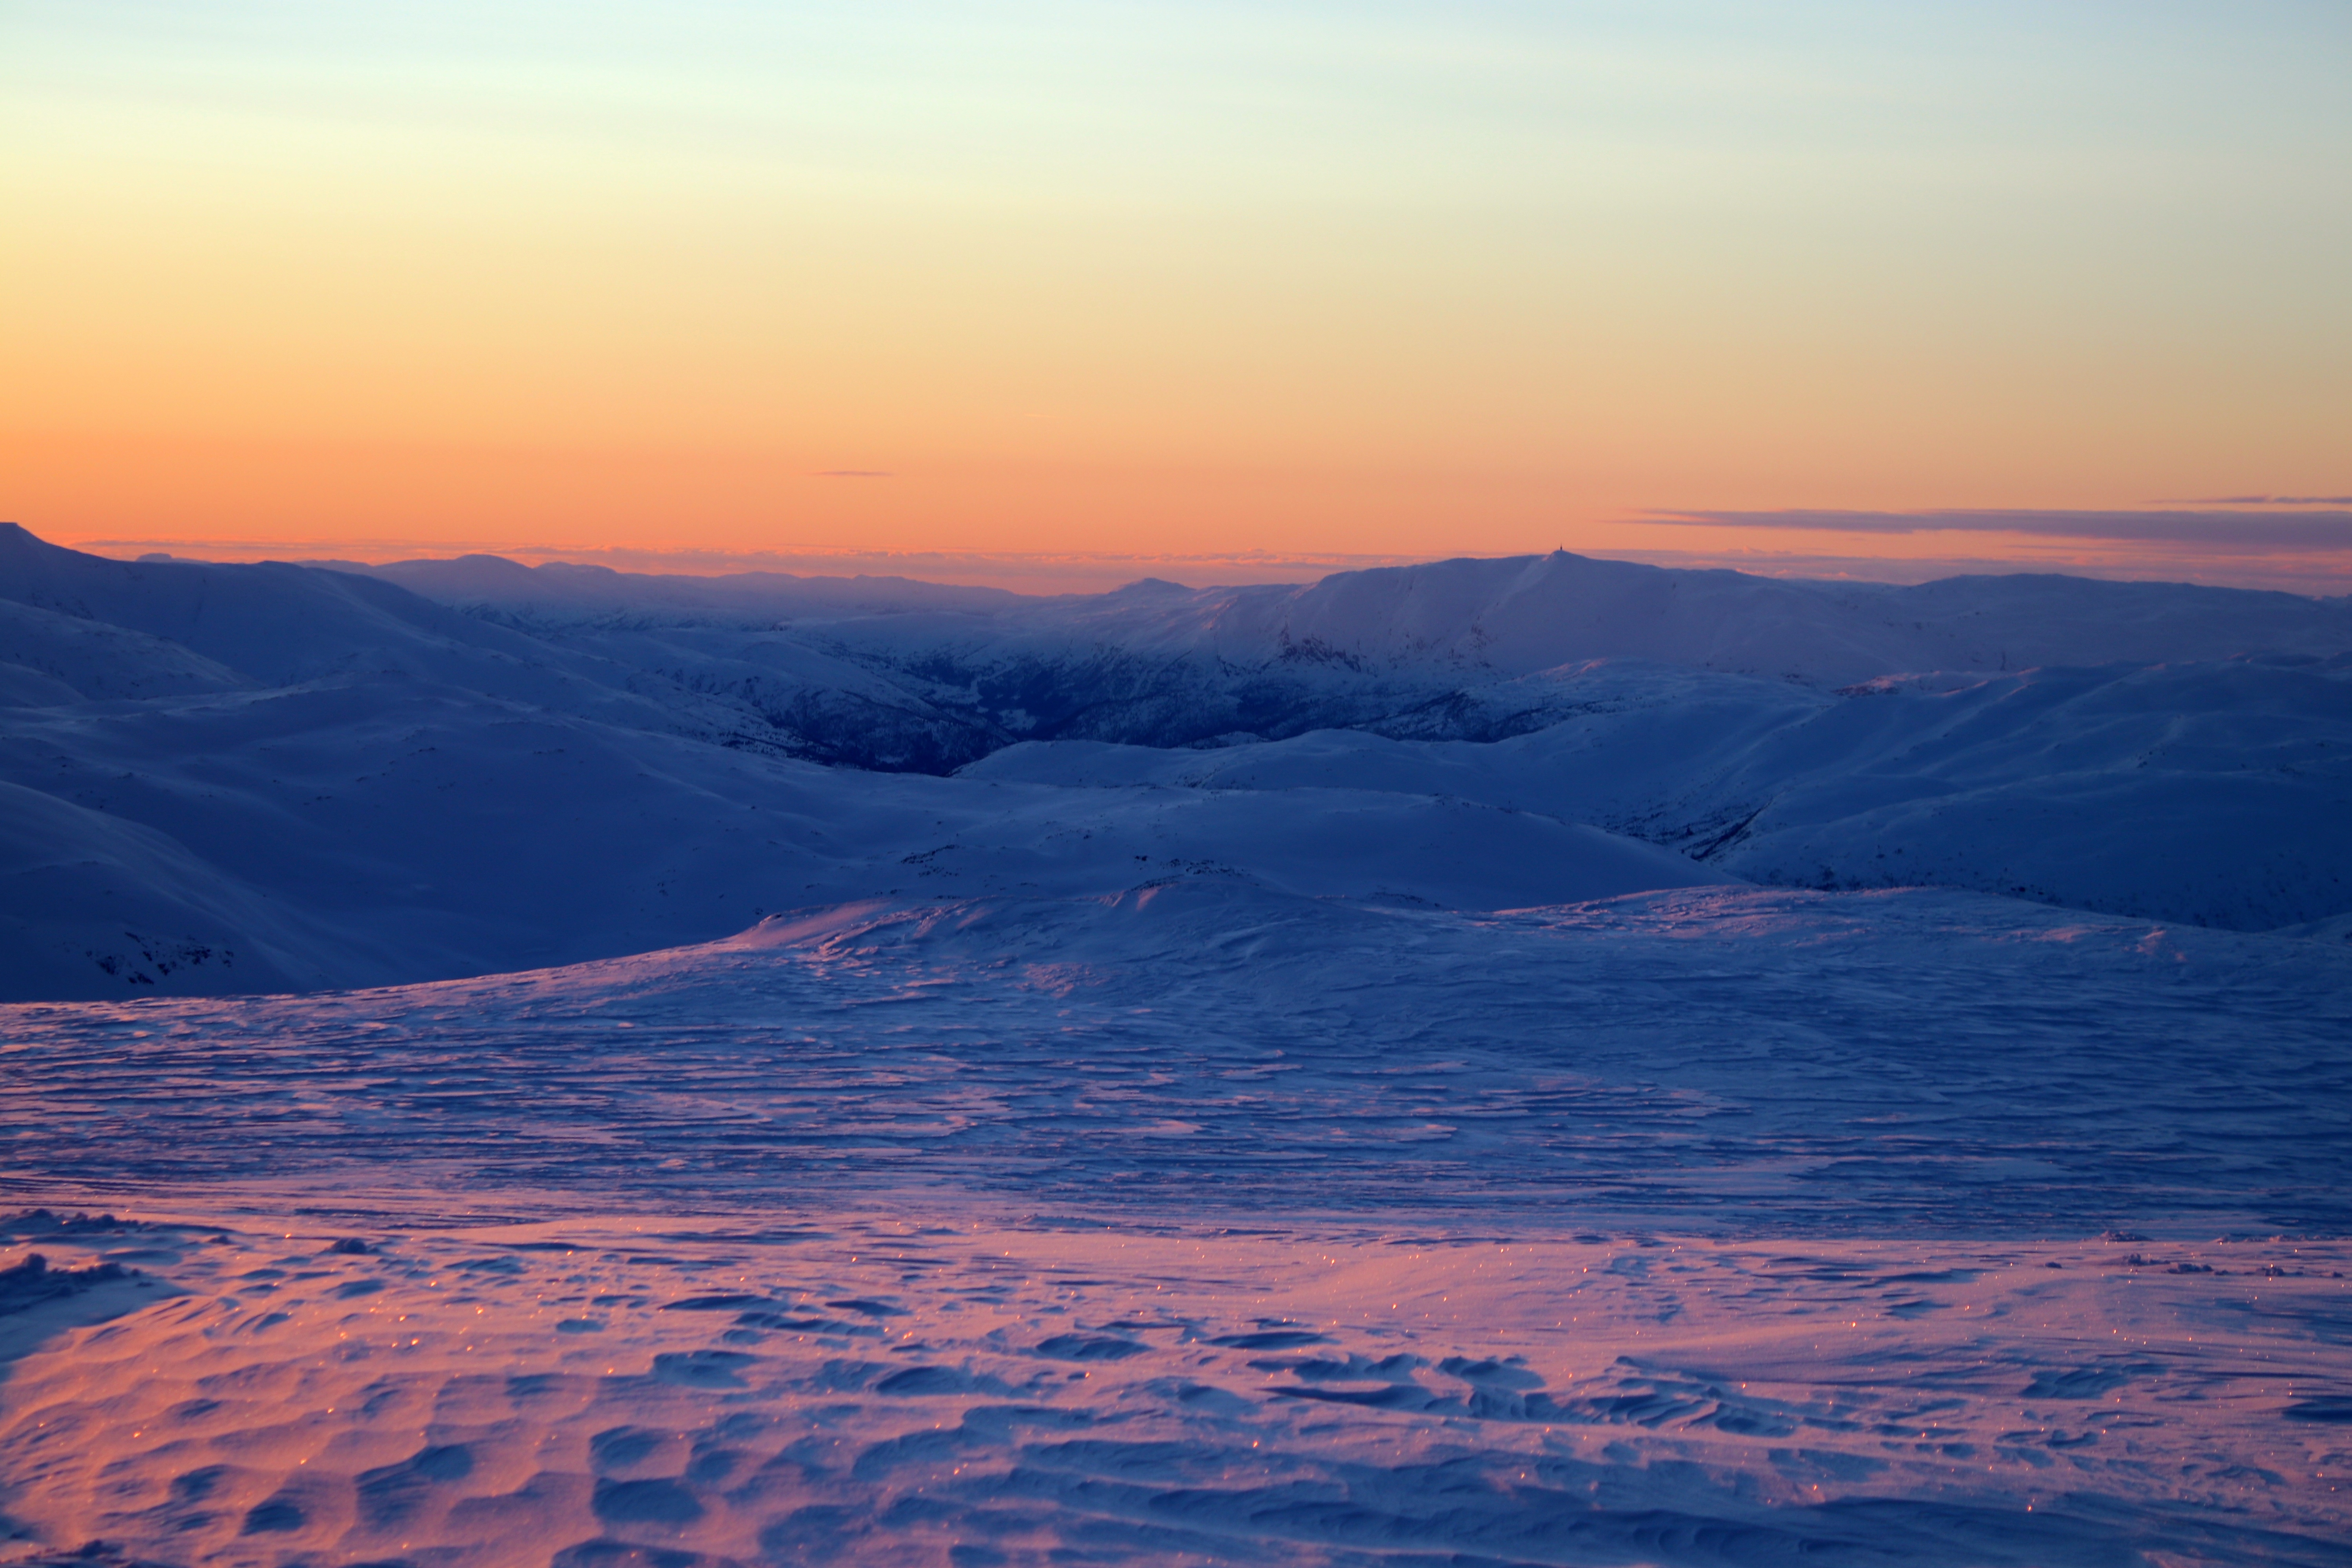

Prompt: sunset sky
[5,2,2348,590]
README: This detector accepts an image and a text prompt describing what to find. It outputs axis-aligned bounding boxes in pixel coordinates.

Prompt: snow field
[1,1212,2346,1565]
[2,884,2347,1236]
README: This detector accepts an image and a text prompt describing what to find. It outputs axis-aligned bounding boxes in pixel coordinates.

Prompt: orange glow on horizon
[4,4,2347,588]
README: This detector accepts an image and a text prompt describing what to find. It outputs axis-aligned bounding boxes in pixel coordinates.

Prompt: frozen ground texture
[4,1213,2350,1568]
[5,886,2350,1234]
[1,526,2350,1562]
[0,887,2350,1563]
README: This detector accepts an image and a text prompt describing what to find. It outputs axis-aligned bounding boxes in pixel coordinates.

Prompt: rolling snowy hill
[2,523,2348,999]
[970,655,2352,931]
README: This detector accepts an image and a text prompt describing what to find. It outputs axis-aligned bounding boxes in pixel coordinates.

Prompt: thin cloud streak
[1646,508,2352,551]
[2172,496,2352,507]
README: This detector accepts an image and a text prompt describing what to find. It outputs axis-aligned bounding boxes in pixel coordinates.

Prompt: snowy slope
[969,656,2352,931]
[0,777,335,997]
[3,882,2349,1562]
[0,668,1724,999]
[0,524,793,747]
[0,595,249,701]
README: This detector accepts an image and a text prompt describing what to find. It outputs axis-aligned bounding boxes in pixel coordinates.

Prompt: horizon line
[22,521,2352,601]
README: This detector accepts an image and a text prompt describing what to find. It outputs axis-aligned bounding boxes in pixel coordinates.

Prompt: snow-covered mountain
[364,544,2352,684]
[351,544,2352,765]
[2,522,2347,999]
[7,527,2352,1562]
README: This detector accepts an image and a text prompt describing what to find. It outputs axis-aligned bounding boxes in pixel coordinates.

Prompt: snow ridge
[2,523,2347,998]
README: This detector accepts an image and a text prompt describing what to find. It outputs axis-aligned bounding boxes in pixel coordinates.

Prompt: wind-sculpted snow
[2,884,2349,1563]
[6,1213,2350,1568]
[18,1213,2352,1568]
[4,882,2347,1232]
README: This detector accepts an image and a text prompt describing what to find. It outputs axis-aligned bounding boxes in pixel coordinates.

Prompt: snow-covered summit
[1215,551,2352,682]
[332,537,2352,684]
